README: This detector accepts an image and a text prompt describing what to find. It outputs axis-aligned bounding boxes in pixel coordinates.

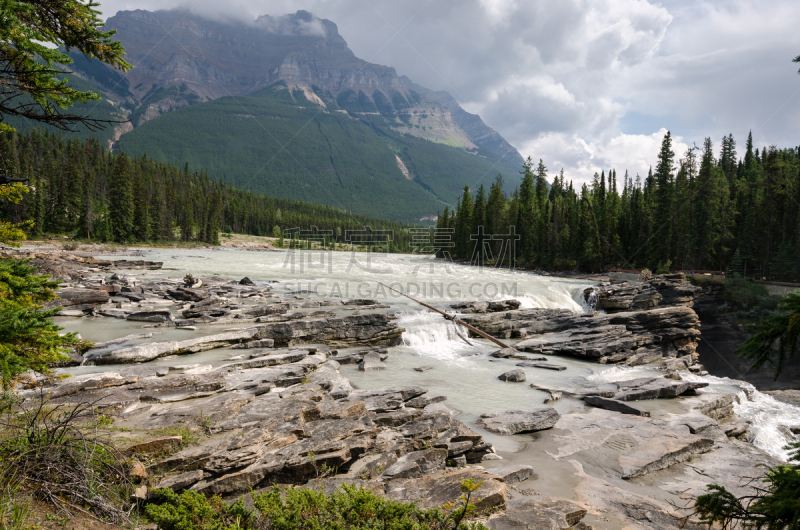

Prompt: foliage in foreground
[0,258,80,389]
[737,289,800,379]
[146,480,489,530]
[0,394,134,524]
[695,442,800,529]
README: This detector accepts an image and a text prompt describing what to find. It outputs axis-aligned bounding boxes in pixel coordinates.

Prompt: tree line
[0,129,415,250]
[438,131,800,281]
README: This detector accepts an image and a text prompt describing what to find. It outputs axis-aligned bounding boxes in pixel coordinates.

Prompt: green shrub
[146,482,490,530]
[723,275,781,321]
[695,442,800,529]
[0,258,84,389]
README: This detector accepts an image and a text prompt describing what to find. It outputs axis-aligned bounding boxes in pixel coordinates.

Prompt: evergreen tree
[108,154,134,242]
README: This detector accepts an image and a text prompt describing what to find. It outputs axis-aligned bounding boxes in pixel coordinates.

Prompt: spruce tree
[108,154,134,242]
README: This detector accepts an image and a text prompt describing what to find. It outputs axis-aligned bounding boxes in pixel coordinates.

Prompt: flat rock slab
[620,436,714,479]
[498,369,526,382]
[490,464,535,484]
[531,383,616,399]
[86,327,261,364]
[487,498,586,530]
[477,409,560,435]
[413,366,434,372]
[386,468,507,512]
[528,362,566,371]
[584,396,651,417]
[613,377,708,401]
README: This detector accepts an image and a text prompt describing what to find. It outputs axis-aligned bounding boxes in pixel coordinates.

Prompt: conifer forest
[0,129,414,250]
[439,132,800,281]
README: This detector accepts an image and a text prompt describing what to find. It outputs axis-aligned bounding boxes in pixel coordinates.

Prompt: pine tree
[108,154,134,242]
[653,131,676,269]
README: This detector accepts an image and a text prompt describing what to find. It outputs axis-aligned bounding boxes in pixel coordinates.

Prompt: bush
[0,394,135,524]
[694,442,800,529]
[723,275,781,321]
[61,241,79,251]
[0,258,83,388]
[146,482,489,530]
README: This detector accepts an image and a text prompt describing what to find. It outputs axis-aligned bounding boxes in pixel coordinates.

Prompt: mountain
[69,9,525,221]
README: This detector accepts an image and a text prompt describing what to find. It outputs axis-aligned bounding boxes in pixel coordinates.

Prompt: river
[54,247,799,461]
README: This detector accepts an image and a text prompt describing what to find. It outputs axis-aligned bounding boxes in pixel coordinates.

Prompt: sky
[96,0,800,186]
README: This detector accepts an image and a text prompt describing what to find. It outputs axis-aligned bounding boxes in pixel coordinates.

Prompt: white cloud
[95,0,800,187]
[521,129,690,185]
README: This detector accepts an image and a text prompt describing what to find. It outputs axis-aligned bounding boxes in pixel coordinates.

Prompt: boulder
[166,287,208,302]
[476,409,560,435]
[498,369,526,382]
[239,277,256,286]
[127,310,174,323]
[413,366,434,372]
[359,352,386,371]
[46,288,109,309]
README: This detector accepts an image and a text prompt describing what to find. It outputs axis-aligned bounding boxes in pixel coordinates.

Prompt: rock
[612,377,708,401]
[583,274,701,314]
[342,299,379,306]
[256,313,404,348]
[405,393,447,408]
[488,498,587,530]
[491,464,535,484]
[382,448,448,479]
[124,436,183,456]
[620,436,714,479]
[414,366,434,372]
[584,396,651,417]
[724,420,750,438]
[528,362,567,371]
[476,409,560,435]
[239,277,256,286]
[57,309,85,317]
[127,310,174,322]
[490,347,523,359]
[498,369,526,382]
[157,470,204,491]
[166,287,208,302]
[113,260,162,270]
[450,300,521,313]
[764,390,800,407]
[85,327,261,364]
[359,352,386,371]
[690,393,735,421]
[386,468,507,512]
[130,461,148,482]
[543,391,562,404]
[45,288,110,309]
[531,383,616,399]
[466,305,701,365]
[132,485,148,501]
[231,339,275,349]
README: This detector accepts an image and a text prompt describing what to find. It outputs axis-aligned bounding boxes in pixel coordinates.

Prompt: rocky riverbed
[11,247,800,529]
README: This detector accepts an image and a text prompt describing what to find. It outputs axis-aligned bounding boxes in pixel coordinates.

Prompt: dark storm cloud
[97,0,800,184]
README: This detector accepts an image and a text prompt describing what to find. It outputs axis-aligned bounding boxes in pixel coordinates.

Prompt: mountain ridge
[67,8,525,220]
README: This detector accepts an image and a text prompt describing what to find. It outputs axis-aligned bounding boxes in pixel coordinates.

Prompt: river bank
[6,246,800,528]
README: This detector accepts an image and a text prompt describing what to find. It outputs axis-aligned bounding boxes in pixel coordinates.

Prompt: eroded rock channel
[24,249,798,529]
